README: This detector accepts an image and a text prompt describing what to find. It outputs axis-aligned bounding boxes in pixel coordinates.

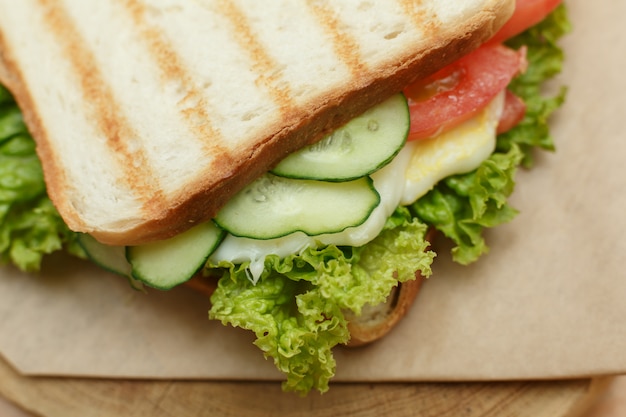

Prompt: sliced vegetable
[489,0,563,44]
[77,233,143,290]
[78,221,224,291]
[127,222,224,290]
[403,44,526,141]
[271,94,409,181]
[77,233,131,276]
[497,90,527,134]
[214,174,380,239]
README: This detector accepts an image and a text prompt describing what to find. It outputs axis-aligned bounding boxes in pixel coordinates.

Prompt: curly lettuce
[412,145,522,264]
[0,86,82,271]
[499,4,572,166]
[209,209,434,394]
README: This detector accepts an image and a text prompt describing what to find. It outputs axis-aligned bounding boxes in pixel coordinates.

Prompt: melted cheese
[210,92,504,283]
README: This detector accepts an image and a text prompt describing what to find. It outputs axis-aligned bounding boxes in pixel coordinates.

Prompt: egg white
[210,92,505,283]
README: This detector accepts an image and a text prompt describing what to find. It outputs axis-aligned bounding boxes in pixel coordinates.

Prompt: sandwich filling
[211,91,505,283]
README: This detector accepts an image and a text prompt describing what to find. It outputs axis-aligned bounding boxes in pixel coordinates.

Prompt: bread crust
[0,0,514,245]
[345,226,436,347]
[346,272,425,347]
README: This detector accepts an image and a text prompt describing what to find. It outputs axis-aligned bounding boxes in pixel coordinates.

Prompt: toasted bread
[0,0,513,246]
[346,274,425,347]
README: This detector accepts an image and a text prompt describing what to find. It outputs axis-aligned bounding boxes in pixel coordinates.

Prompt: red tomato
[489,0,562,44]
[403,0,559,141]
[403,44,526,141]
[497,90,526,134]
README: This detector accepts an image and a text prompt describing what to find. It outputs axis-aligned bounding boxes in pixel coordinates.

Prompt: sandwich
[0,0,570,394]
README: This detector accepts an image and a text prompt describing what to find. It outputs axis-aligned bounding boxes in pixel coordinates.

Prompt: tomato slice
[403,44,526,141]
[489,0,562,44]
[497,90,526,134]
[402,0,558,140]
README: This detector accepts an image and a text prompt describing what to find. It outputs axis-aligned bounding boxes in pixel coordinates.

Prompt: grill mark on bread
[305,0,365,76]
[118,0,233,164]
[37,0,165,213]
[210,0,295,115]
[398,0,442,39]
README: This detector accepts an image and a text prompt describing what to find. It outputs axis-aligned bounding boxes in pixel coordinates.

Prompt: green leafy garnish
[499,4,572,167]
[0,85,82,271]
[209,210,433,395]
[412,145,522,264]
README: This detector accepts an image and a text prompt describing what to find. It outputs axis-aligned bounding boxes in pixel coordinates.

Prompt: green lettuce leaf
[0,86,83,271]
[209,209,434,395]
[411,145,522,264]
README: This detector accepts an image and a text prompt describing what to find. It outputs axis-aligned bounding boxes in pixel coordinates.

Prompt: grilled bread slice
[0,0,513,246]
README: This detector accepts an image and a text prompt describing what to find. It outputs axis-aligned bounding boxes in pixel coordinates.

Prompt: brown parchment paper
[1,0,625,383]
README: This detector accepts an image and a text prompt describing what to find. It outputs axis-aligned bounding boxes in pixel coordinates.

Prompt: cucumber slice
[127,221,224,290]
[78,233,132,276]
[271,93,409,181]
[214,174,380,239]
[77,233,144,291]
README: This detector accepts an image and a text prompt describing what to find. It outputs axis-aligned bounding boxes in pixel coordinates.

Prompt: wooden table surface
[0,355,623,417]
